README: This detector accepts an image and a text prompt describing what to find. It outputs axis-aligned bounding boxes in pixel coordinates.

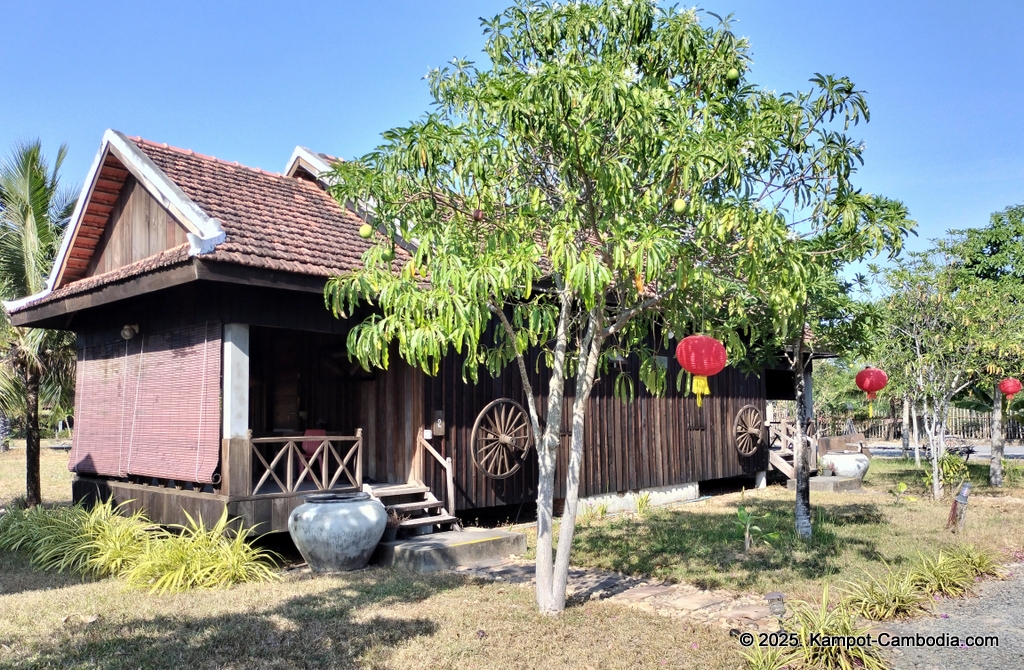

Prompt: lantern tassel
[868,402,873,419]
[692,374,710,407]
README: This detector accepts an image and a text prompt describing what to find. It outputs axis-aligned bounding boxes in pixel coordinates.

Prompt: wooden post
[355,428,363,489]
[220,437,252,497]
[446,456,456,512]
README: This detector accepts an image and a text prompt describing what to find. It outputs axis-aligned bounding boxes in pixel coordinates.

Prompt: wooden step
[368,484,430,498]
[769,451,796,479]
[387,500,444,513]
[398,514,460,529]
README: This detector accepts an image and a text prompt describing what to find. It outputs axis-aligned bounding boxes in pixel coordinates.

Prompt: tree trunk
[25,367,41,507]
[911,402,921,468]
[549,316,604,611]
[531,296,571,614]
[901,397,910,457]
[794,376,812,540]
[791,332,812,540]
[991,381,1005,487]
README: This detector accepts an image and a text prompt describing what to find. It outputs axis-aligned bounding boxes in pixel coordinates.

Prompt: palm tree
[0,141,77,506]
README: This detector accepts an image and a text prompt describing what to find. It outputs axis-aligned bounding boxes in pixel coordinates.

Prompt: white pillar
[222,324,249,439]
[754,471,767,489]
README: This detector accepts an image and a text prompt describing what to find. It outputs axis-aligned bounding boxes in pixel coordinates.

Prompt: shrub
[910,550,974,597]
[790,585,890,670]
[123,509,280,594]
[840,568,928,621]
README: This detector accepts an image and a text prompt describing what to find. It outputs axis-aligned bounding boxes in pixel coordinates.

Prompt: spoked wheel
[471,398,533,479]
[733,404,765,457]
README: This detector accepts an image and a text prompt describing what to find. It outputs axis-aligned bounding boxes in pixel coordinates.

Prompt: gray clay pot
[288,492,387,572]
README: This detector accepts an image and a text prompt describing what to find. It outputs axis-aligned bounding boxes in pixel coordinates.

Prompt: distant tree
[874,249,1024,498]
[0,141,77,507]
[326,0,911,610]
[949,206,1024,486]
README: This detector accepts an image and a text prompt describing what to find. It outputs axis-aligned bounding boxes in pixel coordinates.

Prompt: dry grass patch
[0,552,739,669]
[529,484,1024,600]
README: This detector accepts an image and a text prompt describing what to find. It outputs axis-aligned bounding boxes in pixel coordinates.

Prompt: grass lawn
[0,447,74,507]
[0,447,738,669]
[4,449,1023,668]
[532,458,1024,600]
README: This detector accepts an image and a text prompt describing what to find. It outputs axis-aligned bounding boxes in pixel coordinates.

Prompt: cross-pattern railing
[250,429,362,495]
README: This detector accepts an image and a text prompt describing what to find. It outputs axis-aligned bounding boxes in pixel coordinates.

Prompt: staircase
[364,482,461,537]
[768,420,818,480]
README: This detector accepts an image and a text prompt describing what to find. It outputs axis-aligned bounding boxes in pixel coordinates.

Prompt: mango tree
[325,0,911,610]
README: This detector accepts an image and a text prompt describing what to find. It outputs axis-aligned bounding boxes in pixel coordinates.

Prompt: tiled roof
[131,138,390,277]
[18,244,192,309]
[12,136,408,313]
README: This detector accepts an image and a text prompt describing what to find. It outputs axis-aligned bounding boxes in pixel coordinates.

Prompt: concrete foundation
[579,481,700,515]
[786,476,861,493]
[754,471,767,489]
[372,528,527,573]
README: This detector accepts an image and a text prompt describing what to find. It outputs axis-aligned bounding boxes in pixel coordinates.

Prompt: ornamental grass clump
[123,509,280,594]
[840,567,929,621]
[0,503,89,570]
[789,585,890,670]
[946,543,1002,579]
[909,549,975,598]
[0,501,279,592]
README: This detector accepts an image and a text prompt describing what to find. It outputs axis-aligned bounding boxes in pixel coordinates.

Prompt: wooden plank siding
[423,348,769,512]
[86,175,189,277]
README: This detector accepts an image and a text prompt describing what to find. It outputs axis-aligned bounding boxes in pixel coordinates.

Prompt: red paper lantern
[855,366,888,401]
[675,334,727,407]
[999,377,1022,401]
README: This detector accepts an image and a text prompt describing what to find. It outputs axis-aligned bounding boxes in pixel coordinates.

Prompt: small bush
[910,550,974,597]
[123,509,280,594]
[790,585,890,670]
[840,568,928,621]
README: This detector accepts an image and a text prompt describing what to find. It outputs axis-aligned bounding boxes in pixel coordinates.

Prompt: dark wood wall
[87,176,189,277]
[425,349,769,511]
[246,327,422,485]
[70,280,768,511]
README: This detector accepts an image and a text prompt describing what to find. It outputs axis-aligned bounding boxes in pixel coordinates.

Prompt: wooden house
[8,130,797,533]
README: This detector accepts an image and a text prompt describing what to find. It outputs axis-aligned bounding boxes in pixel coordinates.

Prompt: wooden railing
[418,435,456,513]
[250,430,362,495]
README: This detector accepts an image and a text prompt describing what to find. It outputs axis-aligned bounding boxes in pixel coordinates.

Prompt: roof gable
[51,130,225,291]
[6,131,407,316]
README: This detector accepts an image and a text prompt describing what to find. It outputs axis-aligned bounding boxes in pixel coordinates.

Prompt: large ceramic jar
[288,492,387,572]
[821,452,871,480]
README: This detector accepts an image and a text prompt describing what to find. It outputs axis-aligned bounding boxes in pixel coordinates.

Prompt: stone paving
[454,558,778,631]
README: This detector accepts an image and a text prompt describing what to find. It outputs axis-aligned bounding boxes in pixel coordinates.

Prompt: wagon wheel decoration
[471,398,533,479]
[733,404,765,457]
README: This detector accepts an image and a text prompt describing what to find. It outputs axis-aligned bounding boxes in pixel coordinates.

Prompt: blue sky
[2,1,1023,252]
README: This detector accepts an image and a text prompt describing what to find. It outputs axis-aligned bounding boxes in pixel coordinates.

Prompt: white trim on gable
[284,146,334,183]
[3,129,226,312]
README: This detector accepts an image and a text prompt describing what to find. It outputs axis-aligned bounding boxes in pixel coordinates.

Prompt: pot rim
[298,492,373,504]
